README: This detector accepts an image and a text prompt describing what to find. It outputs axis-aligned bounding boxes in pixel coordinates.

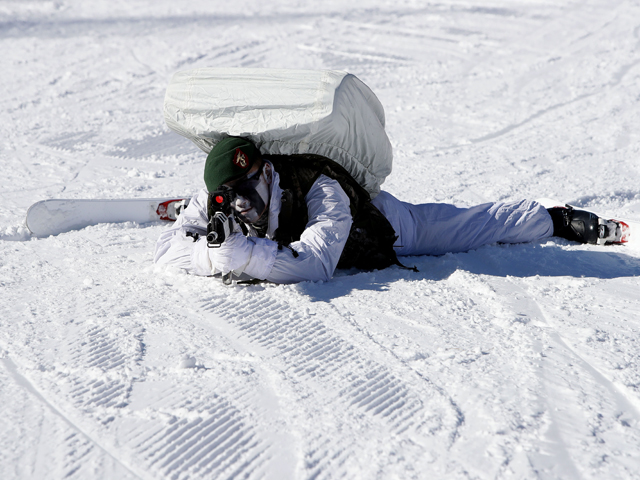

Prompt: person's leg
[372,192,553,256]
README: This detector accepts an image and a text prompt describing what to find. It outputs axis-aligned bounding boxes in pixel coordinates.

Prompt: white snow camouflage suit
[154,158,553,284]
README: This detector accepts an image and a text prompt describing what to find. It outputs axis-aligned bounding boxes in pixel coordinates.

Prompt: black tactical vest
[265,154,409,271]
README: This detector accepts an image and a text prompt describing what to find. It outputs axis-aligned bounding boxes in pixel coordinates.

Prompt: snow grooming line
[2,356,146,480]
[197,291,466,478]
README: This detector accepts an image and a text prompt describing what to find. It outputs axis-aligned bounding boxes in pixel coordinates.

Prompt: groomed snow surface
[2,1,640,478]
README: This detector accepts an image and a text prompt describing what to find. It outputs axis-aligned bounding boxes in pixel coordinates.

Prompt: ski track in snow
[2,0,640,478]
[198,293,461,477]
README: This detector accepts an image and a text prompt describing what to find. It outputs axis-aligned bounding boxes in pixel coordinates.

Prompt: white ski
[25,197,190,237]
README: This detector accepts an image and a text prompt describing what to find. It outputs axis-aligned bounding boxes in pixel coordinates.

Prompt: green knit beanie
[204,137,260,192]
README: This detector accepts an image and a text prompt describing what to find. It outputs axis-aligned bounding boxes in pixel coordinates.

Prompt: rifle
[206,186,236,284]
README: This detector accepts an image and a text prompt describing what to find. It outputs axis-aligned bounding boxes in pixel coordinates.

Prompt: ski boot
[547,205,629,245]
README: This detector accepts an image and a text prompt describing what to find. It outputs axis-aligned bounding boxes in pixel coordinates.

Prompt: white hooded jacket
[154,165,353,283]
[154,163,554,283]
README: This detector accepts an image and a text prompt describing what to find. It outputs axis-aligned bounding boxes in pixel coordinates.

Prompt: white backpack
[163,68,393,198]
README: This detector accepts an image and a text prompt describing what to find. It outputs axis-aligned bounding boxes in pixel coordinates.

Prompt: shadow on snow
[293,241,640,302]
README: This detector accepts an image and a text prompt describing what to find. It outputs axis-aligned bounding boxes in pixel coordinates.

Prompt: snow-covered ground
[2,0,640,478]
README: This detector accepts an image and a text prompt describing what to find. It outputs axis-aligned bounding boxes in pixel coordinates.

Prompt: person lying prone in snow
[154,137,625,284]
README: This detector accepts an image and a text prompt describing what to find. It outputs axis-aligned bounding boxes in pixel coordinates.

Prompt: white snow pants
[372,193,554,256]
